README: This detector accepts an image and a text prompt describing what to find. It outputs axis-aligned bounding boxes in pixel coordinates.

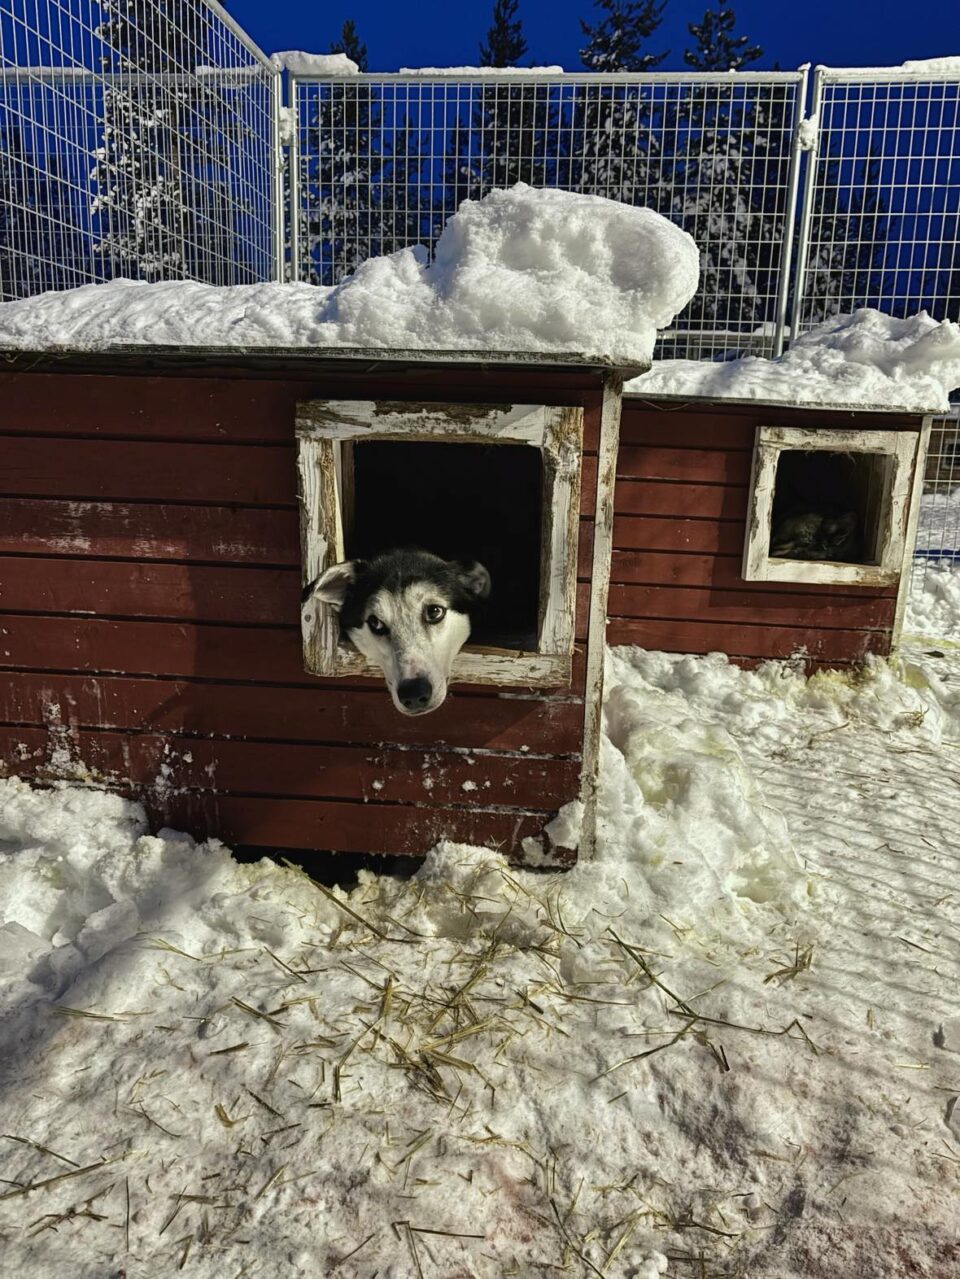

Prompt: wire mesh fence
[289,70,807,360]
[903,406,960,636]
[791,66,960,335]
[790,68,960,637]
[0,0,281,300]
[4,24,960,637]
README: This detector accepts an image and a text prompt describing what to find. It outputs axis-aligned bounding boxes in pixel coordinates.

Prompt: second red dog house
[606,392,929,669]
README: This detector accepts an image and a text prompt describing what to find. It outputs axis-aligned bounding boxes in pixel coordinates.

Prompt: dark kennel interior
[770,449,889,565]
[345,440,544,650]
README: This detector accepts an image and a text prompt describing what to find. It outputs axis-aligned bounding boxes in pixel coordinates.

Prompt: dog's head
[306,549,491,715]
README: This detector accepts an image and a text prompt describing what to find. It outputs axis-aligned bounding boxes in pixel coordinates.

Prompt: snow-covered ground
[903,488,960,641]
[3,646,960,1278]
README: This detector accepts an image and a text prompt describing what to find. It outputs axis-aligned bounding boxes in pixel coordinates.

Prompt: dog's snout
[397,676,433,712]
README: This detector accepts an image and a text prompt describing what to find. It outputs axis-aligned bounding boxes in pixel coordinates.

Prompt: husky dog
[770,509,861,563]
[306,549,491,716]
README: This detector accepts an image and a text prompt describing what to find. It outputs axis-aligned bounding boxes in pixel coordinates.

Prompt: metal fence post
[288,75,301,286]
[269,67,285,283]
[772,63,810,356]
[786,66,825,352]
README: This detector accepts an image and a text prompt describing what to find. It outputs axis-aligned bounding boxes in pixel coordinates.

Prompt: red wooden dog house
[0,350,624,865]
[0,350,929,864]
[606,393,929,670]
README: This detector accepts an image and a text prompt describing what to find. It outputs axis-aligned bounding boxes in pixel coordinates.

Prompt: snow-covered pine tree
[661,8,776,353]
[574,0,667,209]
[798,146,890,326]
[334,19,368,71]
[479,0,528,67]
[579,0,667,72]
[0,120,38,298]
[684,6,762,72]
[378,115,436,258]
[92,0,212,281]
[472,0,555,200]
[302,18,376,282]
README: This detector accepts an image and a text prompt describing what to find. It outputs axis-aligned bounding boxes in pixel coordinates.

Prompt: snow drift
[0,185,700,366]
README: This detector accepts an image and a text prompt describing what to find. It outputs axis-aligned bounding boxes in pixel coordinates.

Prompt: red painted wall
[608,399,922,668]
[0,364,604,859]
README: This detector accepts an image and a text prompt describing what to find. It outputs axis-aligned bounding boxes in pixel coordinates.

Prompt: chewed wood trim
[297,399,553,442]
[893,416,932,649]
[579,373,623,862]
[296,399,584,688]
[329,643,573,689]
[298,437,339,675]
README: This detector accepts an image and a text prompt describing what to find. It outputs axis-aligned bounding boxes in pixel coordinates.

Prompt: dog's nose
[397,676,433,711]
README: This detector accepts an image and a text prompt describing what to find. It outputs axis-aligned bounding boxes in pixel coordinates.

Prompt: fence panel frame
[790,65,960,638]
[288,67,808,362]
[790,63,960,339]
[0,0,283,297]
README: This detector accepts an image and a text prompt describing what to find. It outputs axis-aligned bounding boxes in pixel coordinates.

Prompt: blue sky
[226,0,960,73]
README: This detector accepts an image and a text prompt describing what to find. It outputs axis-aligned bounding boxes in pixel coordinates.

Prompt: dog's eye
[424,604,446,624]
[367,615,389,636]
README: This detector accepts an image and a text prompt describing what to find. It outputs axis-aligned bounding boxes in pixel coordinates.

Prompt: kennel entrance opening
[770,449,890,566]
[345,440,542,650]
[296,400,584,686]
[743,424,921,587]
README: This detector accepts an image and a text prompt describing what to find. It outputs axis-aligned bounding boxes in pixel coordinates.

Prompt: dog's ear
[454,560,491,603]
[304,560,363,610]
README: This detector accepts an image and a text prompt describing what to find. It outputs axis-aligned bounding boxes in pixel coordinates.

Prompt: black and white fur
[307,549,491,716]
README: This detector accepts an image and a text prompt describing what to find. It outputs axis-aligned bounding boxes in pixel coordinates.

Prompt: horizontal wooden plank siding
[158,794,551,857]
[0,614,589,693]
[0,365,603,858]
[611,516,743,555]
[1,727,579,810]
[1,437,296,505]
[0,499,300,563]
[610,550,898,596]
[608,584,897,631]
[0,559,592,639]
[614,479,745,519]
[609,399,912,667]
[616,445,752,485]
[0,368,606,449]
[607,618,891,663]
[0,439,599,519]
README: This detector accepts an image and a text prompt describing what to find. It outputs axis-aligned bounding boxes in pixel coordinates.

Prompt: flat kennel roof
[0,346,646,378]
[621,392,928,424]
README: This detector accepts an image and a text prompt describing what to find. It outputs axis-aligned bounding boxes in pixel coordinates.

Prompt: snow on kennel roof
[0,186,698,370]
[626,310,960,414]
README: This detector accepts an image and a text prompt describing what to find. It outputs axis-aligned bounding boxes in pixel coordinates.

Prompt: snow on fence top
[396,65,567,76]
[627,310,960,413]
[270,51,361,75]
[900,56,960,73]
[0,185,699,367]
